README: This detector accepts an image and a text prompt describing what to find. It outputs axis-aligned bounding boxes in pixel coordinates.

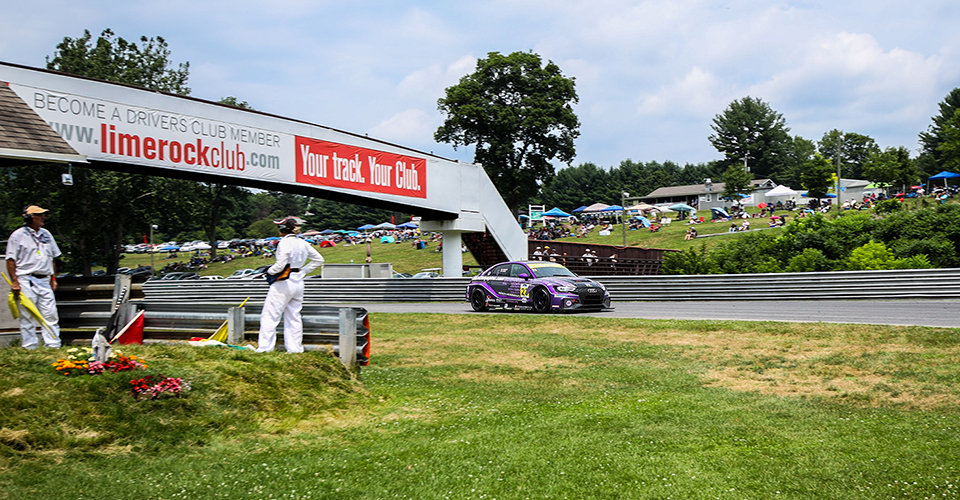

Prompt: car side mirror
[518,273,531,279]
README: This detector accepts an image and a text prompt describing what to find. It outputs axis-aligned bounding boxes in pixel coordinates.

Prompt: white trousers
[256,279,305,353]
[19,275,60,349]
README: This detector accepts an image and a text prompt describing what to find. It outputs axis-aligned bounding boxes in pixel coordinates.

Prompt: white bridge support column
[441,231,462,277]
[421,212,486,278]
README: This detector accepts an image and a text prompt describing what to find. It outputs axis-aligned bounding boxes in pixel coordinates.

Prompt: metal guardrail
[130,268,960,302]
[57,300,371,363]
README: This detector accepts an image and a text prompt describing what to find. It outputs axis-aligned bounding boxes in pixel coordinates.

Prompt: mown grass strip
[0,314,958,499]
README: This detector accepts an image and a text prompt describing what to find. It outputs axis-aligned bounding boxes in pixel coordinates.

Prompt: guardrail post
[338,307,357,368]
[227,306,245,344]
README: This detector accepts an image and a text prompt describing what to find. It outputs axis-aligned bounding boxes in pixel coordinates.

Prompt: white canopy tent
[765,185,799,197]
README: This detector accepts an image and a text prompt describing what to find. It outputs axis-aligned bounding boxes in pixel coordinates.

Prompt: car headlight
[555,285,576,292]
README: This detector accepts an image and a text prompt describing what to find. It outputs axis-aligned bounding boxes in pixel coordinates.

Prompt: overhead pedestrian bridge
[0,61,527,275]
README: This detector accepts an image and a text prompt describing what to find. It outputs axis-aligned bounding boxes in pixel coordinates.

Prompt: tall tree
[46,28,190,94]
[37,28,192,273]
[800,153,835,199]
[934,109,960,173]
[862,147,917,192]
[778,135,817,189]
[919,88,960,175]
[817,130,880,179]
[708,97,792,180]
[435,51,580,215]
[539,162,614,211]
[721,163,754,202]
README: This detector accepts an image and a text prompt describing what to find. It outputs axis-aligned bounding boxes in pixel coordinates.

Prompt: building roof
[0,82,86,165]
[641,179,774,199]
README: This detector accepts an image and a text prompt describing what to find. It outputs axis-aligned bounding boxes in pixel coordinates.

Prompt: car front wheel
[532,287,551,313]
[470,288,489,312]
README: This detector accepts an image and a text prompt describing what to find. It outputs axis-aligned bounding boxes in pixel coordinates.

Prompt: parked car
[159,272,188,280]
[198,275,224,280]
[225,269,256,279]
[247,265,272,279]
[125,266,154,278]
[411,271,440,279]
[466,261,611,313]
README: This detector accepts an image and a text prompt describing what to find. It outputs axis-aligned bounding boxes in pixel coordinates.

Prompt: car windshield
[528,263,577,278]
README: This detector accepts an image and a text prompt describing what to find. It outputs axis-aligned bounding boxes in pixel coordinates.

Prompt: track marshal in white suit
[256,218,323,353]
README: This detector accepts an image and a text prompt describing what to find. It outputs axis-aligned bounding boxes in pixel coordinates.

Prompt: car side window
[490,264,511,277]
[509,264,528,277]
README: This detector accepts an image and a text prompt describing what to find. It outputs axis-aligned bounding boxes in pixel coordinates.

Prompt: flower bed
[130,375,191,400]
[52,347,147,376]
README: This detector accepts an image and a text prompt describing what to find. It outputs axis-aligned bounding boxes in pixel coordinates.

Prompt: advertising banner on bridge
[5,76,427,199]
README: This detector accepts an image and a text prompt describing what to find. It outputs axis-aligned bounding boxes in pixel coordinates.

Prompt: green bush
[844,241,934,270]
[662,243,709,274]
[888,236,957,268]
[874,199,902,214]
[784,248,829,272]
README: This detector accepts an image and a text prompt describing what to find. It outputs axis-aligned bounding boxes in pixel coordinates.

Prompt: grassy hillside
[110,198,947,277]
[1,314,958,499]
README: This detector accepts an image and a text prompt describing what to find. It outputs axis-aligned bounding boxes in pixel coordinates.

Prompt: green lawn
[1,314,958,499]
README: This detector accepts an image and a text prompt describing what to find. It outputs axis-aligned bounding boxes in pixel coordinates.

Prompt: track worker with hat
[256,218,323,353]
[5,205,62,348]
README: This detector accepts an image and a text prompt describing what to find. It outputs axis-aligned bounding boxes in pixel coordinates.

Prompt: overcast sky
[2,1,959,170]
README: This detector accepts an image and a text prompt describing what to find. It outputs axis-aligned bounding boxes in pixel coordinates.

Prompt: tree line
[435,55,960,212]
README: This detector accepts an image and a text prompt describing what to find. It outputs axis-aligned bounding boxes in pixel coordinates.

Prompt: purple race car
[466,261,612,313]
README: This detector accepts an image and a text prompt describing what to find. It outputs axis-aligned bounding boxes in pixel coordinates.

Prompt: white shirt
[268,235,323,279]
[6,226,61,277]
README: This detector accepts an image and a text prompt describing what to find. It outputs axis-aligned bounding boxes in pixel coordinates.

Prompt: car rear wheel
[532,287,551,313]
[470,288,489,312]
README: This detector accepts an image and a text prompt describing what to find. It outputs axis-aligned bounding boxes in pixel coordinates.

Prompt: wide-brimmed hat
[24,205,49,215]
[278,217,299,233]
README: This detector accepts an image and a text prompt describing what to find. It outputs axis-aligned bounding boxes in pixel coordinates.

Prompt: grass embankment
[2,314,959,499]
[114,197,951,276]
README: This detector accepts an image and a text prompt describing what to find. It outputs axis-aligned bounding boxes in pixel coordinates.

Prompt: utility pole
[621,192,629,248]
[836,134,843,215]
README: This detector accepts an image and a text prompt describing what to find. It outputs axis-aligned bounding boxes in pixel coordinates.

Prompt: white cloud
[2,0,960,167]
[369,109,436,144]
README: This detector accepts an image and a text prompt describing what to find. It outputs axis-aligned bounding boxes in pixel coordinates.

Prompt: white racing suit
[18,275,60,349]
[256,235,323,352]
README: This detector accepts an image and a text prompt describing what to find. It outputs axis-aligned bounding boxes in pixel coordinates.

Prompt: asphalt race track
[345,299,960,328]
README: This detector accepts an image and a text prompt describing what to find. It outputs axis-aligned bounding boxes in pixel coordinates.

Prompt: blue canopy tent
[320,229,335,234]
[632,216,651,228]
[710,207,730,219]
[601,205,624,212]
[801,192,837,198]
[571,205,588,213]
[396,221,419,229]
[929,171,960,187]
[357,224,376,231]
[542,207,572,217]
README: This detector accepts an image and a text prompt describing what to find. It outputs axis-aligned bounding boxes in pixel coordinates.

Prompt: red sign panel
[295,136,426,198]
